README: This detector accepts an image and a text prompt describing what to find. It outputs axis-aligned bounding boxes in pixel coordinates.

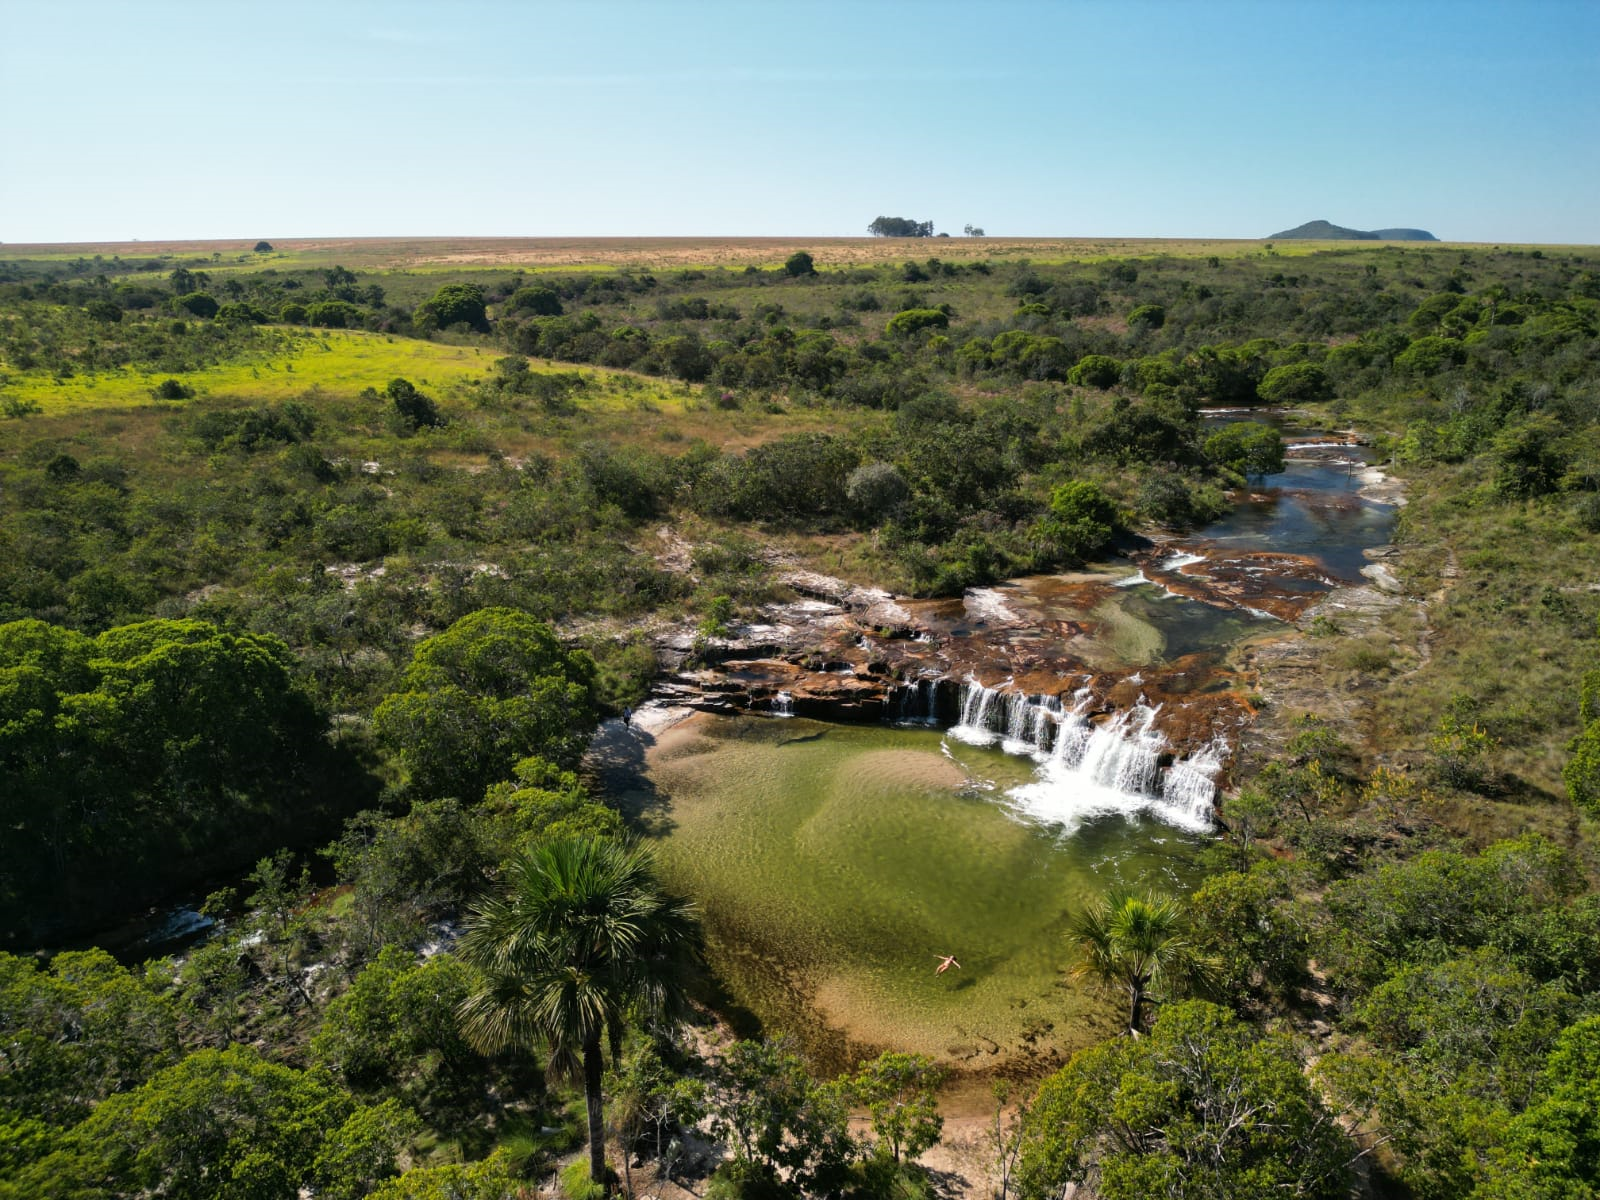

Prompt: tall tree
[456,838,698,1191]
[850,1051,947,1164]
[1016,1001,1350,1200]
[1068,888,1211,1035]
[371,607,598,800]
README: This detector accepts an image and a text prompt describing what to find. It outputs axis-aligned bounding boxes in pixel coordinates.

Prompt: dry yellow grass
[4,234,1533,274]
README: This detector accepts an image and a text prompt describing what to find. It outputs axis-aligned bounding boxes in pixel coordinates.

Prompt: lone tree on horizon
[867,216,934,238]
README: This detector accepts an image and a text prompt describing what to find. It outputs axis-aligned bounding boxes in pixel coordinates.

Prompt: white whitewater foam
[966,588,1023,625]
[1006,704,1216,836]
[942,679,1219,835]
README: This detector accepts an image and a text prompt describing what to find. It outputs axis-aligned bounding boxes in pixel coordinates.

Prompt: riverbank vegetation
[2,237,1599,1197]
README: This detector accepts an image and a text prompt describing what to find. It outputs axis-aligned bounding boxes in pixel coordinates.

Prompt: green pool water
[611,714,1207,1075]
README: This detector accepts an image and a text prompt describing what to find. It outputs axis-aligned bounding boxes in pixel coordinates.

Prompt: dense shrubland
[2,242,1600,1197]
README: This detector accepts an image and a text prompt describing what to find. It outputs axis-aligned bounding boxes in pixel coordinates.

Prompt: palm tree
[457,837,699,1190]
[1067,887,1211,1036]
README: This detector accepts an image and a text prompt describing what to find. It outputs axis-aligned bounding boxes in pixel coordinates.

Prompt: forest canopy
[0,237,1598,1198]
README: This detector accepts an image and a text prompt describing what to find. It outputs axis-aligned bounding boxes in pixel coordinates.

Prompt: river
[604,411,1397,1075]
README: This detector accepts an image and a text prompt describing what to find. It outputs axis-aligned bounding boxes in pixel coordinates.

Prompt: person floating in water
[935,954,961,975]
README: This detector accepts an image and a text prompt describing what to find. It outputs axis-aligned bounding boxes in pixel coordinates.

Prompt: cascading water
[1161,740,1227,826]
[942,677,1218,834]
[892,678,941,725]
[955,679,1004,737]
[771,691,795,717]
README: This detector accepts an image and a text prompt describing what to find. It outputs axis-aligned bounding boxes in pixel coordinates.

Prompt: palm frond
[455,836,702,1065]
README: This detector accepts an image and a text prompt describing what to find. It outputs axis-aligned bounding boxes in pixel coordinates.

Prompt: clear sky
[2,0,1596,244]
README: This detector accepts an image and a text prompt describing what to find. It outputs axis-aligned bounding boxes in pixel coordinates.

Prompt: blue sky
[2,0,1596,243]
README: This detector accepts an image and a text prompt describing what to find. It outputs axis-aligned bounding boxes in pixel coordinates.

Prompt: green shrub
[1,394,42,418]
[846,461,910,523]
[1567,723,1600,816]
[175,291,219,318]
[1580,668,1600,727]
[1427,712,1498,791]
[511,285,563,315]
[884,308,949,338]
[1258,361,1332,403]
[1067,353,1122,388]
[1395,335,1464,375]
[217,301,268,324]
[151,378,194,400]
[1017,1002,1349,1200]
[307,300,364,328]
[386,378,445,431]
[1134,471,1224,527]
[1204,421,1284,477]
[1190,865,1309,1009]
[705,1159,796,1200]
[1126,303,1165,330]
[1037,480,1120,562]
[1491,419,1565,499]
[415,283,488,332]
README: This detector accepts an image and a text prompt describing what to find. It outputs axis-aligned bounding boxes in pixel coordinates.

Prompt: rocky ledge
[645,541,1346,764]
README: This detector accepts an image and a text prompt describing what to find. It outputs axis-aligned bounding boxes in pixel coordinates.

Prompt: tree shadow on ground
[583,716,676,836]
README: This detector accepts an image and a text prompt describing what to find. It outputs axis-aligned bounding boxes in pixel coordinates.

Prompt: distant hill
[1268,219,1437,242]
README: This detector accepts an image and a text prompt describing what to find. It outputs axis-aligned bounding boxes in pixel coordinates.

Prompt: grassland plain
[4,233,1563,275]
[4,237,1595,787]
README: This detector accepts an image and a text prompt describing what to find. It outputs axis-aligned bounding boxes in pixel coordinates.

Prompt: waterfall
[1030,696,1058,751]
[939,678,1217,834]
[771,691,794,718]
[892,678,940,725]
[952,678,1007,742]
[1161,740,1226,827]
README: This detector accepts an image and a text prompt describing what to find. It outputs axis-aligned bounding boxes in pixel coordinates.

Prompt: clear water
[1198,458,1394,582]
[1200,412,1392,582]
[617,413,1395,1071]
[620,716,1205,1072]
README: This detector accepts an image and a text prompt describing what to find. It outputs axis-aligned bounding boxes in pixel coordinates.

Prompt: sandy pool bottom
[605,713,1205,1078]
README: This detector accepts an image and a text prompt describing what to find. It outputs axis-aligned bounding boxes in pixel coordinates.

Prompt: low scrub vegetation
[2,239,1599,1197]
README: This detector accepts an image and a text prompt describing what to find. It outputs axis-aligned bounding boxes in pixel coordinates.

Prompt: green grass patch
[0,328,691,416]
[3,329,495,412]
[560,1158,606,1200]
